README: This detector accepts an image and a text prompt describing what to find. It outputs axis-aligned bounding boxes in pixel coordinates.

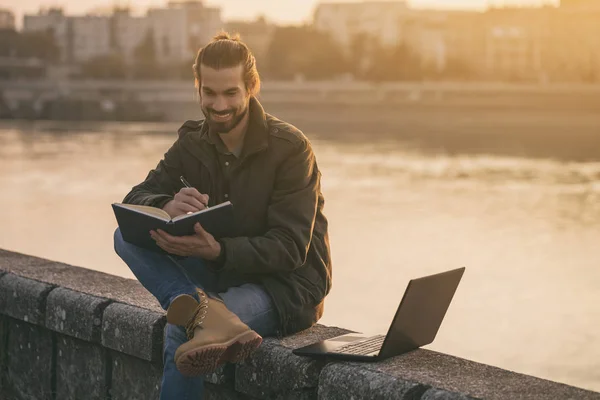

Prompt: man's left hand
[150,223,221,260]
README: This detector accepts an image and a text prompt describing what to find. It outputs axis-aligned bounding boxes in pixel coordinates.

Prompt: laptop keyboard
[335,335,385,355]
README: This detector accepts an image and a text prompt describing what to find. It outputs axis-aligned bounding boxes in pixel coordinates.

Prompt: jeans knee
[113,227,125,256]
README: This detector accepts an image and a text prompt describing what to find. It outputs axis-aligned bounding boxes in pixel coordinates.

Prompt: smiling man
[113,32,332,399]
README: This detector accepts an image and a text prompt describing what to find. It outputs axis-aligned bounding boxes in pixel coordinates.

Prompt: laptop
[293,267,465,362]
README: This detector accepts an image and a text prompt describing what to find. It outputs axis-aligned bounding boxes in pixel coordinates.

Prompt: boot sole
[175,330,263,377]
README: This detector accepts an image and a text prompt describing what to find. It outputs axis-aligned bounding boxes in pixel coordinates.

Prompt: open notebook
[112,201,234,252]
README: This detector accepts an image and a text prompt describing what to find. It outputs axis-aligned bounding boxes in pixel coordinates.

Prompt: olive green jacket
[123,97,332,335]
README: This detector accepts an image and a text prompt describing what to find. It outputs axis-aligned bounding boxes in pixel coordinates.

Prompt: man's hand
[163,188,209,218]
[150,223,221,260]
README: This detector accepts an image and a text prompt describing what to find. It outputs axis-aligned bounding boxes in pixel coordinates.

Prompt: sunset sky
[1,0,558,26]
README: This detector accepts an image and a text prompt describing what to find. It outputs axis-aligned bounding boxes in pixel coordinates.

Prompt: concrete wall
[0,248,599,400]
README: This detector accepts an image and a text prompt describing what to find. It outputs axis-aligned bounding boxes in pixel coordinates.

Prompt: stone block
[0,274,54,325]
[111,352,162,400]
[235,324,350,399]
[0,315,8,394]
[0,249,163,314]
[46,287,112,342]
[318,362,426,400]
[6,319,54,400]
[0,250,53,271]
[205,382,257,400]
[55,334,107,400]
[205,364,234,386]
[102,302,165,362]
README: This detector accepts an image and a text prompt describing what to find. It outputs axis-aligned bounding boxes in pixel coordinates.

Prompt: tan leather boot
[166,289,263,376]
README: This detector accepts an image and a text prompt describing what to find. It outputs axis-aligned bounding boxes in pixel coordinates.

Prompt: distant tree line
[0,25,596,83]
[0,25,475,82]
[0,29,60,63]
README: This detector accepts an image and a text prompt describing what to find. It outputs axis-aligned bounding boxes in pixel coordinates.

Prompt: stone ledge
[1,248,599,400]
[46,287,112,342]
[318,362,427,400]
[320,349,600,400]
[102,302,165,363]
[0,249,163,313]
[236,325,352,398]
[0,273,55,325]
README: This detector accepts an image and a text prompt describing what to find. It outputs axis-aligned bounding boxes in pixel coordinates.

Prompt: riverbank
[2,80,600,124]
[3,95,600,162]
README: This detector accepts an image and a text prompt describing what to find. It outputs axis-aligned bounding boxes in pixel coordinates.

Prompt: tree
[18,31,61,63]
[132,29,164,79]
[80,54,127,79]
[0,29,19,58]
[364,42,423,82]
[264,26,348,80]
[0,29,60,63]
[348,33,373,79]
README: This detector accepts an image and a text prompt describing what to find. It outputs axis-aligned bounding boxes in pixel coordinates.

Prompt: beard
[203,103,249,134]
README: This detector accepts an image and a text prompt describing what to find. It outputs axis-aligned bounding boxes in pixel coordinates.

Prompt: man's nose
[213,96,227,111]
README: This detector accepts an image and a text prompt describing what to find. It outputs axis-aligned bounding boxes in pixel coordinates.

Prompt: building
[24,10,111,64]
[543,3,600,82]
[112,9,151,65]
[0,8,15,30]
[479,7,548,81]
[226,16,275,63]
[22,1,222,67]
[402,11,453,73]
[559,0,600,9]
[70,16,112,63]
[148,1,222,66]
[23,9,70,63]
[313,1,410,52]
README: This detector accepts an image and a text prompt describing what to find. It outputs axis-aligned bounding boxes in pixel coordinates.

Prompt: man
[113,32,332,399]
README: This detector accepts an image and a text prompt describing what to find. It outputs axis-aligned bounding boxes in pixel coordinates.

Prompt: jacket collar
[201,96,269,158]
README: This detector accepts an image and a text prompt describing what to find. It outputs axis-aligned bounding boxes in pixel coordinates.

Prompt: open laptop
[293,267,465,362]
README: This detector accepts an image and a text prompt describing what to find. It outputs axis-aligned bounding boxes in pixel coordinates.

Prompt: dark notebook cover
[112,201,234,253]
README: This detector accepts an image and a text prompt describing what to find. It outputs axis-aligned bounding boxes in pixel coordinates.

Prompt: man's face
[199,64,249,133]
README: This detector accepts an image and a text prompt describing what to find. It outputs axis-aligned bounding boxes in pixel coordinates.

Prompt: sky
[1,0,557,27]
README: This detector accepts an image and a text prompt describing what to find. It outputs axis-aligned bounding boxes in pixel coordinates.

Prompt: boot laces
[185,289,209,339]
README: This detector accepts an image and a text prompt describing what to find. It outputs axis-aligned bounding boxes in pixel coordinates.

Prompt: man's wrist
[213,240,226,266]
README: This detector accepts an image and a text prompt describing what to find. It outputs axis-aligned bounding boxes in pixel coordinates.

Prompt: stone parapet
[1,249,598,400]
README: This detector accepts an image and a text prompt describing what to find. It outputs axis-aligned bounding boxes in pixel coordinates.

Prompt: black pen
[180,176,192,188]
[180,176,209,209]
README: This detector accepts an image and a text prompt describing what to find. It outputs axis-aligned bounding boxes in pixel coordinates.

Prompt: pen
[180,176,209,209]
[180,176,192,188]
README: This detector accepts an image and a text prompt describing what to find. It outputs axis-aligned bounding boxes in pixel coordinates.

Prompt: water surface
[0,120,598,391]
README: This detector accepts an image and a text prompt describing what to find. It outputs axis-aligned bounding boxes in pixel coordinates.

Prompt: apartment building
[112,9,151,65]
[70,16,112,63]
[313,1,410,51]
[22,1,222,66]
[23,9,70,63]
[0,8,15,29]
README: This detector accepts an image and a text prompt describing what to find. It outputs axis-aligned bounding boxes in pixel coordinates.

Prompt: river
[0,119,599,392]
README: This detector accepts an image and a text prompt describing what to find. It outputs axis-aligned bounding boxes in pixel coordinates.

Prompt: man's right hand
[162,188,209,218]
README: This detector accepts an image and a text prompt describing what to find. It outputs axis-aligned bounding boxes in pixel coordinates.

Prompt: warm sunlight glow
[8,0,560,27]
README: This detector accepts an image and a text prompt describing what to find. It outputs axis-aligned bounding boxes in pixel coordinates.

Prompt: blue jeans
[113,228,279,400]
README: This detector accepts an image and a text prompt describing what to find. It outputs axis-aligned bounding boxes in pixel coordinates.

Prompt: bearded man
[113,32,332,399]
